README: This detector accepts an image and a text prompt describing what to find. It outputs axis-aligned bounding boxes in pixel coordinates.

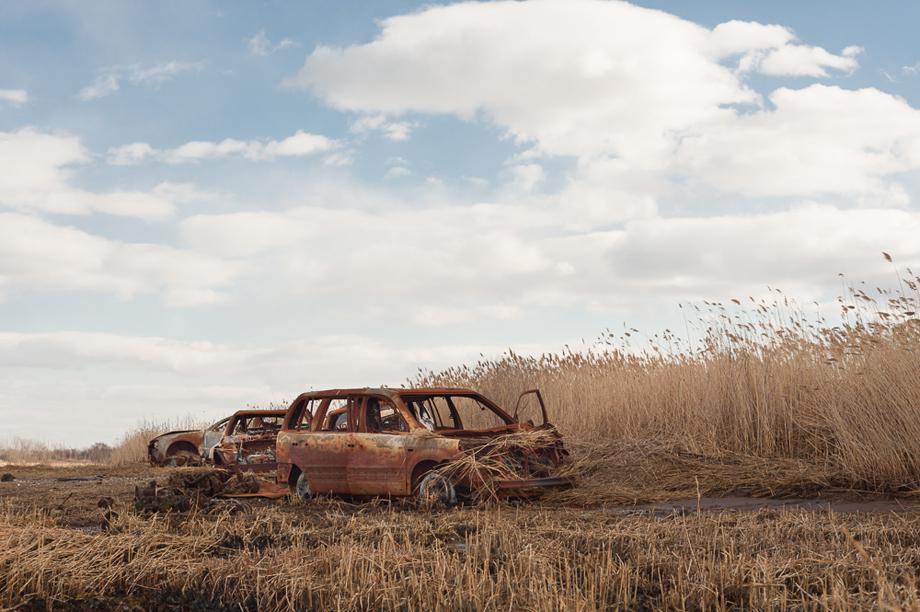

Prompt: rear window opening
[401,394,512,432]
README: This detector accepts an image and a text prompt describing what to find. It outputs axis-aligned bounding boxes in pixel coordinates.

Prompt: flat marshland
[2,274,920,610]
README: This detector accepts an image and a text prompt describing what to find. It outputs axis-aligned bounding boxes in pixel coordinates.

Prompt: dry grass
[3,500,920,610]
[417,267,920,494]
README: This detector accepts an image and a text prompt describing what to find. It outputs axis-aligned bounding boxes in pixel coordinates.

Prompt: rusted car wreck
[148,409,285,468]
[277,387,572,504]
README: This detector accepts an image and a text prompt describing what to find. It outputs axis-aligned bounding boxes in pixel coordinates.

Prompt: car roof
[229,408,288,418]
[291,387,480,402]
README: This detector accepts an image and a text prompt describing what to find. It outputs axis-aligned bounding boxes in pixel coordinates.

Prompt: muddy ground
[2,462,920,531]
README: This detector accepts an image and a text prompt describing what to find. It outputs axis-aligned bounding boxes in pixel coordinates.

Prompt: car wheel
[416,472,457,508]
[294,472,313,501]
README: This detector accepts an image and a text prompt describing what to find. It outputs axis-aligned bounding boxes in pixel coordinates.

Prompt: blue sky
[2,1,919,445]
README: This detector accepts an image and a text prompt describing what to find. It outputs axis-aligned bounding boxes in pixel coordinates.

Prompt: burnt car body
[276,387,571,503]
[148,417,230,467]
[149,410,286,469]
[206,409,287,473]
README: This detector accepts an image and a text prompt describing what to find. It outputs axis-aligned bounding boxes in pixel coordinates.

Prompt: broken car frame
[148,409,286,469]
[276,387,572,504]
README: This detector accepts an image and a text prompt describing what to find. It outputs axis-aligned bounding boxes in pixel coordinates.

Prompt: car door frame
[347,394,414,496]
[297,396,358,494]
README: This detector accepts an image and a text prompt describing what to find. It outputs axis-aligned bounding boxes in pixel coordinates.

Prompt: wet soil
[3,462,920,531]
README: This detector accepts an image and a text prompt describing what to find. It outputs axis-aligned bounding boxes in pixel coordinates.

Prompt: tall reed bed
[416,266,920,490]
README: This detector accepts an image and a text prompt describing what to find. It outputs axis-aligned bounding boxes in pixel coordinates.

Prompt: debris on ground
[134,469,288,514]
[0,473,13,482]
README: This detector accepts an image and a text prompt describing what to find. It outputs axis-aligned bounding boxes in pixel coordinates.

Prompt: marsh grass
[417,267,920,493]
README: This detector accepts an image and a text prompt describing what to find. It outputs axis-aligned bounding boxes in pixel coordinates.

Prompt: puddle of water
[617,496,920,516]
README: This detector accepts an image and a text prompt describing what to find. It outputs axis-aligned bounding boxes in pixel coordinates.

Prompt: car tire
[416,472,457,508]
[294,472,313,501]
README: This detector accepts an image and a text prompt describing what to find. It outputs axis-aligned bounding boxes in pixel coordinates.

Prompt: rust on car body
[276,387,572,501]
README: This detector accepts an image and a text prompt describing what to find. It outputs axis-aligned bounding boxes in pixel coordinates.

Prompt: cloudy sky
[2,1,919,446]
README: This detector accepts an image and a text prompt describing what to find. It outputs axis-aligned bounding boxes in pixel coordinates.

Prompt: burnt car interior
[365,397,408,433]
[230,415,283,435]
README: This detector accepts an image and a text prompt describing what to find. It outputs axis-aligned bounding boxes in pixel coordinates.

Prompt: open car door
[513,389,548,427]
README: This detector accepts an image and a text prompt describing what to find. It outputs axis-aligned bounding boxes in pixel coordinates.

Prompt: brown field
[1,271,919,610]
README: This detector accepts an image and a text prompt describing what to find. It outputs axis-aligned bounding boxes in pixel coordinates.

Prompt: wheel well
[410,460,441,491]
[288,465,302,487]
[166,441,198,457]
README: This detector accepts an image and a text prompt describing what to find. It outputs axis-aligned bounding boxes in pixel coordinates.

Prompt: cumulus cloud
[0,127,196,219]
[284,0,920,212]
[288,1,860,166]
[0,213,237,306]
[0,89,28,106]
[246,30,299,56]
[78,61,205,100]
[107,130,338,165]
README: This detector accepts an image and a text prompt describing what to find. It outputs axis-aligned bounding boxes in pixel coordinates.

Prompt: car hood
[152,429,199,441]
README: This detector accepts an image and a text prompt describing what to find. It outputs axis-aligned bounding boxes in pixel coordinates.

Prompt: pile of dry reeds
[432,429,563,501]
[416,267,920,492]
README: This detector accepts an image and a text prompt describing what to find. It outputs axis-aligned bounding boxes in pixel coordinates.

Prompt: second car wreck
[148,409,286,470]
[276,387,573,504]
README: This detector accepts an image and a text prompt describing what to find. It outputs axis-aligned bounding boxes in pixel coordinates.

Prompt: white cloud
[78,61,205,100]
[247,30,299,56]
[0,127,188,219]
[757,44,861,77]
[350,114,417,141]
[288,1,860,168]
[0,89,28,106]
[0,213,237,306]
[710,21,860,77]
[676,85,920,199]
[106,130,338,165]
[106,141,155,165]
[283,0,920,214]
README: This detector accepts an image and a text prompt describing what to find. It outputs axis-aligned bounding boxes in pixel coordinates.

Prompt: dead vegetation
[417,266,920,495]
[3,498,920,610]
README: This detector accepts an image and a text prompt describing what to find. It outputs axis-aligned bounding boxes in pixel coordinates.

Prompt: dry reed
[416,267,920,493]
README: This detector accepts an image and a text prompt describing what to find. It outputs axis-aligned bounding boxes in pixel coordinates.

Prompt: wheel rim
[295,472,312,500]
[417,472,456,507]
